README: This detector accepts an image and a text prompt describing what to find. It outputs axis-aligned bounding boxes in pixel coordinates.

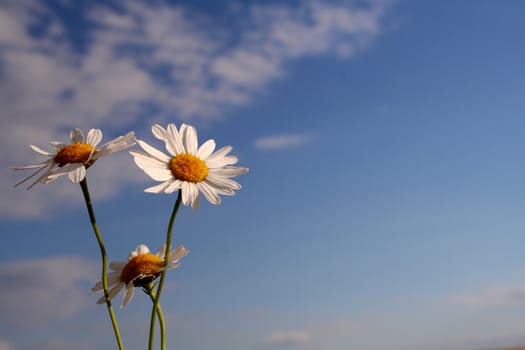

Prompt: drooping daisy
[11,128,136,189]
[92,244,189,308]
[130,123,249,210]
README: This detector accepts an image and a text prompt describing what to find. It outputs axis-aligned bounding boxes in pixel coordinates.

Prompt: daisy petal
[121,284,135,308]
[197,182,221,205]
[86,129,103,147]
[136,140,170,162]
[144,181,171,193]
[67,164,87,183]
[166,123,185,154]
[70,128,84,143]
[169,245,190,262]
[29,144,53,156]
[180,124,198,154]
[196,139,216,159]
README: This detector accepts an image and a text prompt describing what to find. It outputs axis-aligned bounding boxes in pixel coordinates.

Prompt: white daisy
[11,128,136,189]
[130,123,249,210]
[92,244,189,308]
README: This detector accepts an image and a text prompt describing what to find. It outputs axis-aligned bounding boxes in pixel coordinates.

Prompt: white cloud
[255,133,312,150]
[0,256,98,326]
[264,320,365,347]
[1,0,389,219]
[452,287,525,307]
[265,330,312,346]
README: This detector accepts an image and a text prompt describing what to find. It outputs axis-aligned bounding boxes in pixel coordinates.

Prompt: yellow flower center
[168,153,208,183]
[120,253,164,286]
[54,143,95,167]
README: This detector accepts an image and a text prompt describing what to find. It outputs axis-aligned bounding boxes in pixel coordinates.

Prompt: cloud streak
[452,286,525,307]
[1,0,389,219]
[0,256,98,326]
[255,133,312,150]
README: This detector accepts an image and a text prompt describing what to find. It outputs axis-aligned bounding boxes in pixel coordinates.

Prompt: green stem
[80,178,124,350]
[145,284,166,349]
[148,191,182,350]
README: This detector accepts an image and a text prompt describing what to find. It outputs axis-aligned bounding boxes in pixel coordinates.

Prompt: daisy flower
[11,128,135,189]
[92,244,189,308]
[130,123,249,210]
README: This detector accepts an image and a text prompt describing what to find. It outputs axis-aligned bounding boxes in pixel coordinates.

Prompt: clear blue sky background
[2,1,525,350]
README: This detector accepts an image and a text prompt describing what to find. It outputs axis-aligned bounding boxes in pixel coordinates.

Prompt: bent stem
[145,283,166,349]
[80,178,124,350]
[148,191,182,350]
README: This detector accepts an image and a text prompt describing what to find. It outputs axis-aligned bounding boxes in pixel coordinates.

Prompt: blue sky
[2,0,525,349]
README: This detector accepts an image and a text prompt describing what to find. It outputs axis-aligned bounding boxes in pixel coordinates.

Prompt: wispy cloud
[1,0,389,219]
[451,286,525,307]
[263,320,365,348]
[265,330,312,346]
[0,256,97,326]
[255,133,312,150]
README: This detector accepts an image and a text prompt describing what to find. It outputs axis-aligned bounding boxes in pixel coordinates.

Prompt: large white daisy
[11,128,135,189]
[130,123,249,210]
[92,244,189,308]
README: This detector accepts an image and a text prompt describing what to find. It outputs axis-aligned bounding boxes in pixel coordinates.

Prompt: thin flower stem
[148,191,182,350]
[145,284,166,349]
[80,178,124,350]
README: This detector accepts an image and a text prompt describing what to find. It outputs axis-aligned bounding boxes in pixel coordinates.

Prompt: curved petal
[163,179,183,193]
[136,140,170,162]
[96,283,124,304]
[29,144,53,156]
[135,244,150,255]
[109,261,127,271]
[67,164,86,183]
[197,181,221,205]
[208,166,249,178]
[130,151,172,181]
[169,245,189,262]
[166,123,185,154]
[180,124,198,154]
[156,244,167,258]
[121,284,135,308]
[86,129,103,147]
[70,128,84,143]
[196,139,216,159]
[144,181,171,193]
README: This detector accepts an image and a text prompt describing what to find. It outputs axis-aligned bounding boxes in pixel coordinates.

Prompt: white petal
[136,140,170,162]
[151,124,168,141]
[205,145,233,163]
[181,182,191,206]
[29,144,53,156]
[196,139,216,159]
[192,193,201,211]
[169,245,189,262]
[86,129,103,147]
[70,128,84,143]
[166,123,185,154]
[67,164,87,183]
[208,166,249,178]
[97,131,136,156]
[130,151,172,181]
[96,283,124,304]
[206,175,242,191]
[144,181,171,193]
[135,244,150,255]
[109,261,126,271]
[163,179,183,193]
[50,141,67,148]
[156,244,167,258]
[206,155,238,168]
[121,284,135,308]
[180,124,198,154]
[197,182,221,205]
